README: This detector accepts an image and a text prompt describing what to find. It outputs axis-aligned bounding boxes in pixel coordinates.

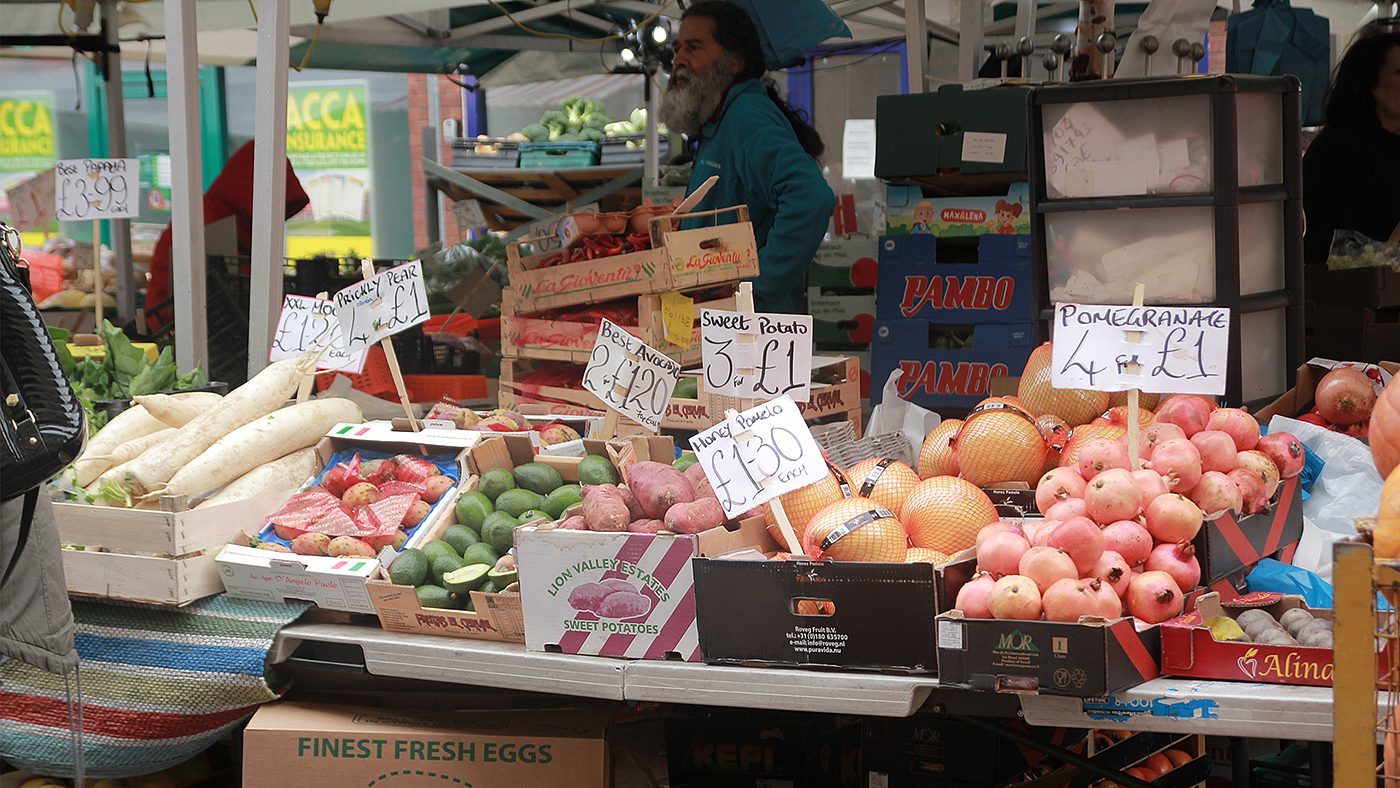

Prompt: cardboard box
[876,230,1032,267]
[864,714,1083,788]
[1159,591,1387,687]
[214,537,383,613]
[876,84,1033,179]
[242,701,610,788]
[1306,307,1400,367]
[809,288,876,345]
[871,321,1035,409]
[516,519,777,661]
[810,238,880,289]
[1304,263,1400,309]
[663,355,863,431]
[665,707,861,788]
[935,610,1161,697]
[1194,475,1304,585]
[884,183,1031,237]
[693,556,940,672]
[1255,359,1399,421]
[875,260,1032,323]
[1068,732,1207,788]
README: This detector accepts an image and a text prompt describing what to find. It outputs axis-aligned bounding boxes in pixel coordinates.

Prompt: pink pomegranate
[1145,541,1201,592]
[988,574,1043,620]
[1139,422,1189,460]
[1143,493,1205,543]
[1089,549,1133,597]
[1132,468,1171,507]
[1150,438,1204,492]
[1190,430,1240,475]
[1228,468,1269,515]
[1101,519,1154,567]
[1153,394,1217,437]
[1036,467,1088,514]
[1237,450,1281,502]
[1256,432,1306,479]
[1042,578,1103,623]
[1025,520,1059,547]
[1189,470,1244,518]
[1084,468,1143,524]
[1045,497,1089,522]
[977,530,1032,577]
[975,521,1024,550]
[1089,577,1124,619]
[954,572,997,618]
[1206,407,1261,451]
[1077,438,1133,481]
[1018,546,1079,593]
[1125,570,1185,624]
[1047,515,1106,575]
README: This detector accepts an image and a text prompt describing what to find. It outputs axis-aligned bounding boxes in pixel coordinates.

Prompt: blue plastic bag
[1248,556,1391,610]
[725,0,852,70]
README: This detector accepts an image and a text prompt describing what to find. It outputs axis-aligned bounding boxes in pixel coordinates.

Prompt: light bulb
[650,24,669,44]
[620,48,638,65]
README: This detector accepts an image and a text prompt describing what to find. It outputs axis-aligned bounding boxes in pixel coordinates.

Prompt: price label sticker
[268,294,367,373]
[689,396,827,518]
[333,259,431,353]
[582,318,681,432]
[659,291,694,347]
[6,167,56,231]
[55,158,138,220]
[701,309,814,402]
[1051,303,1230,395]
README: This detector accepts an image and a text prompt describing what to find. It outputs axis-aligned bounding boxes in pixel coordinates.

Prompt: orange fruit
[955,405,1049,488]
[900,476,998,553]
[918,419,963,479]
[764,465,848,551]
[905,547,952,563]
[1018,342,1111,428]
[846,457,921,514]
[800,497,908,562]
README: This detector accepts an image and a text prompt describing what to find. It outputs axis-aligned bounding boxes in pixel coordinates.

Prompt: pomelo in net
[764,465,849,550]
[801,497,908,562]
[901,476,998,554]
[905,547,953,563]
[955,403,1049,487]
[847,457,921,514]
[918,418,963,479]
[1018,342,1111,428]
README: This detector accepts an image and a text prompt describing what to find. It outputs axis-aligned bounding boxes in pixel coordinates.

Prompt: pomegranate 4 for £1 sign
[1050,303,1230,396]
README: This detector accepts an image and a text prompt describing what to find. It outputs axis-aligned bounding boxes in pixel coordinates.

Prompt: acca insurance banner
[286,80,372,257]
[0,91,56,223]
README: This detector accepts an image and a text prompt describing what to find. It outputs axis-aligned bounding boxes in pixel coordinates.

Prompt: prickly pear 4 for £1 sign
[689,397,827,518]
[582,319,681,432]
[333,260,430,352]
[1050,303,1230,395]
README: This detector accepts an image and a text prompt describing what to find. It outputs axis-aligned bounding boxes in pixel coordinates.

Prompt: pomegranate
[1045,497,1089,521]
[1026,520,1059,547]
[1047,515,1106,574]
[1097,405,1157,431]
[1189,470,1244,519]
[1088,577,1124,619]
[918,419,963,479]
[988,574,1043,620]
[1191,430,1240,475]
[1060,422,1127,469]
[1019,546,1079,593]
[1139,422,1188,461]
[1078,437,1133,480]
[1144,493,1205,543]
[1237,450,1282,502]
[1042,577,1102,623]
[1257,431,1307,479]
[1153,394,1217,437]
[977,530,1032,577]
[1084,468,1143,524]
[1101,519,1154,567]
[1314,366,1378,425]
[1145,541,1201,591]
[1089,549,1132,597]
[1036,466,1088,514]
[1229,467,1270,514]
[1132,468,1171,506]
[956,405,1050,487]
[1150,438,1204,492]
[1206,407,1262,451]
[1125,570,1185,624]
[975,521,1024,550]
[1018,342,1111,428]
[954,572,997,618]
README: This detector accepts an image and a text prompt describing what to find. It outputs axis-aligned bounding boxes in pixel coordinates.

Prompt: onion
[1315,367,1378,426]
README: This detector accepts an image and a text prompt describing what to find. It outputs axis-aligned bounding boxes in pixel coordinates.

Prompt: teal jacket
[687,79,835,314]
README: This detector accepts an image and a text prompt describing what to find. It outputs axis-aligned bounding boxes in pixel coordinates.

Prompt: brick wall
[407,74,466,252]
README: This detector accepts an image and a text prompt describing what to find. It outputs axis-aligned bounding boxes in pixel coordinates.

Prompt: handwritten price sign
[6,167,56,231]
[689,396,827,518]
[55,158,138,220]
[582,319,681,432]
[268,294,367,373]
[1051,303,1230,395]
[333,260,431,353]
[700,309,813,402]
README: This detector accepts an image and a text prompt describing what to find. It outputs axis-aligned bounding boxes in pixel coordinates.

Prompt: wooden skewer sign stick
[92,218,104,330]
[359,259,420,431]
[1126,283,1147,465]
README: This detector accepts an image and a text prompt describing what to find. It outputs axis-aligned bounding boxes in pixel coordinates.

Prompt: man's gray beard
[659,52,742,137]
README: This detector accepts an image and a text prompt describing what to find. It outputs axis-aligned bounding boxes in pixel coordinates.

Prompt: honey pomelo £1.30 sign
[901,476,998,554]
[954,402,1049,488]
[846,457,920,515]
[764,464,851,551]
[918,418,962,479]
[1017,342,1110,428]
[800,497,908,562]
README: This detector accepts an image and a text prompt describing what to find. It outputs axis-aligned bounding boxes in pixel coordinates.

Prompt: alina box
[870,321,1035,409]
[242,701,610,788]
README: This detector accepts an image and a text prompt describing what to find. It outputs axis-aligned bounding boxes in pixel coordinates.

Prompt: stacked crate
[1303,266,1400,364]
[809,239,878,402]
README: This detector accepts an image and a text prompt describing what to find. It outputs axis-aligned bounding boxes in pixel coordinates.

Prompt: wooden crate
[499,358,607,413]
[505,206,758,312]
[53,491,292,605]
[501,286,741,366]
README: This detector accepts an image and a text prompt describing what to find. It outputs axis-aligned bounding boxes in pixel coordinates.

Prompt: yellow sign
[660,291,694,348]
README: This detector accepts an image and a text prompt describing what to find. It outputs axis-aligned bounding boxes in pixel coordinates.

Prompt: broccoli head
[521,123,550,143]
[578,127,604,142]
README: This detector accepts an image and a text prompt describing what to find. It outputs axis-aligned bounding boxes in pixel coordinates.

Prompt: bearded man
[659,0,835,314]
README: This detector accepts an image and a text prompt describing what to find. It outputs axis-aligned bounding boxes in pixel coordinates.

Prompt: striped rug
[0,594,310,779]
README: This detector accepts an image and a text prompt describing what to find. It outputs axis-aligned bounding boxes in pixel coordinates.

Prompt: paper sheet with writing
[55,158,139,220]
[1050,303,1230,395]
[333,260,431,353]
[268,294,368,373]
[700,309,813,402]
[581,319,681,432]
[688,396,827,518]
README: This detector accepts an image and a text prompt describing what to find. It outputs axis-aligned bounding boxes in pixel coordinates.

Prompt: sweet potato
[627,518,665,533]
[582,483,630,531]
[617,485,648,521]
[663,497,727,535]
[557,515,587,531]
[627,461,695,519]
[683,461,709,490]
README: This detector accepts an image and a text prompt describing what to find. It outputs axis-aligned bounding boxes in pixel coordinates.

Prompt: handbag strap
[1,487,37,588]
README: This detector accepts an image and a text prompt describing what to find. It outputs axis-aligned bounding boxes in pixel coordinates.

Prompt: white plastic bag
[1268,414,1384,535]
[867,370,941,469]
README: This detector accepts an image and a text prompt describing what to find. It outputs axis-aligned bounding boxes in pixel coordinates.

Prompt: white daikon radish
[195,447,320,509]
[163,398,361,498]
[122,357,312,496]
[104,427,175,467]
[73,404,168,487]
[133,391,225,428]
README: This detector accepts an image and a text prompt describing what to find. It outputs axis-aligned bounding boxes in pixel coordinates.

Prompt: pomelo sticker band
[859,458,895,498]
[818,508,897,552]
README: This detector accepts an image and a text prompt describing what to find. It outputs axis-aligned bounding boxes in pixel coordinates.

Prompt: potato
[663,498,726,535]
[582,484,630,531]
[327,535,376,557]
[342,482,380,506]
[627,461,696,519]
[627,518,665,533]
[618,485,648,521]
[557,515,587,531]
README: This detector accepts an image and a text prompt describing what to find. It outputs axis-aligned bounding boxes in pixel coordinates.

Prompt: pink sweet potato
[557,515,587,531]
[627,461,695,519]
[617,485,649,522]
[663,497,727,535]
[692,475,716,500]
[683,461,709,490]
[582,483,630,532]
[627,518,666,533]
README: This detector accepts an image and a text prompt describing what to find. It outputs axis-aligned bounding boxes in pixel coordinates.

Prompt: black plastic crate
[600,134,669,166]
[450,138,521,169]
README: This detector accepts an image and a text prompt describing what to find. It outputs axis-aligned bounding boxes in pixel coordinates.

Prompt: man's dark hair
[1322,27,1400,134]
[680,0,826,160]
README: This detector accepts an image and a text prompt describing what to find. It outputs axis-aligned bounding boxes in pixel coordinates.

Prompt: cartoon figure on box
[911,200,935,233]
[990,200,1023,234]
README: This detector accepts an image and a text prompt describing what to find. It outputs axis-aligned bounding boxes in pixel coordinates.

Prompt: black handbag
[1,223,86,585]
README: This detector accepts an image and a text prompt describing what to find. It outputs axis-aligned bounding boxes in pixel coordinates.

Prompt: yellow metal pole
[1334,540,1379,786]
